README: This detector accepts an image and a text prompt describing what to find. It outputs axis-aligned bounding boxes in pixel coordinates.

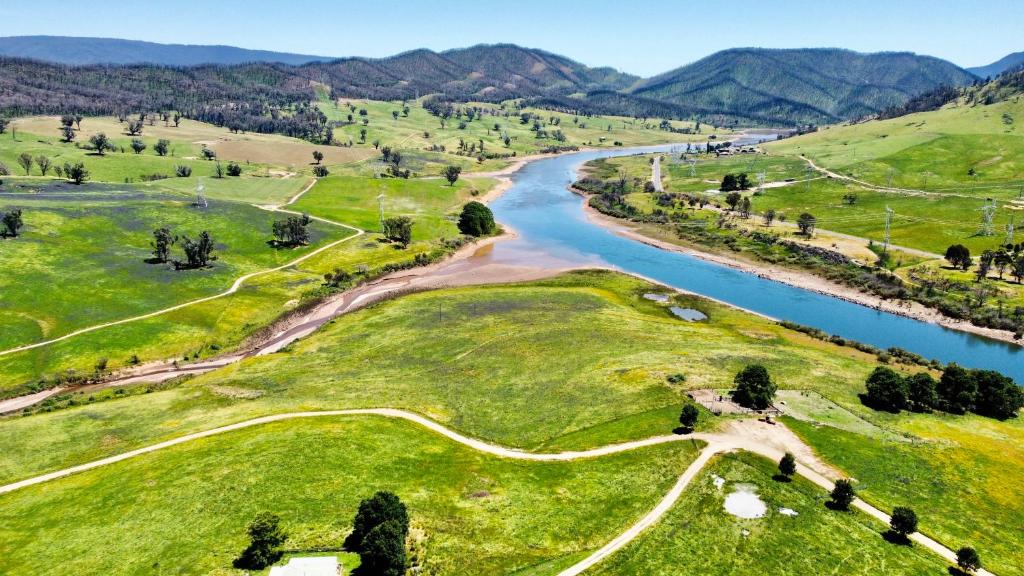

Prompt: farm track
[0,409,992,576]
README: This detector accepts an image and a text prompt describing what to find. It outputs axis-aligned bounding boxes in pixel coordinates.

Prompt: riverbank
[578,195,1021,347]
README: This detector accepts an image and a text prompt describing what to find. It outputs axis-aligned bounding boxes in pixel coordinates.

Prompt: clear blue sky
[1,0,1020,76]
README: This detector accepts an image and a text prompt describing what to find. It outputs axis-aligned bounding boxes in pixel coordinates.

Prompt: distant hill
[0,35,335,66]
[628,48,977,125]
[967,52,1024,79]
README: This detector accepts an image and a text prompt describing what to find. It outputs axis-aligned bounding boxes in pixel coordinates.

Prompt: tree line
[864,364,1022,419]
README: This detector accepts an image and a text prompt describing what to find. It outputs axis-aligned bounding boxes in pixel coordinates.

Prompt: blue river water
[486,145,1024,382]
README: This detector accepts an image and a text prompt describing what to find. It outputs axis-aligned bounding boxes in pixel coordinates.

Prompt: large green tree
[457,201,496,237]
[731,365,776,410]
[864,366,909,412]
[348,491,409,552]
[233,512,287,570]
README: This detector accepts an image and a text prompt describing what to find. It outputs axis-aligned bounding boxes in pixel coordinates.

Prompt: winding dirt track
[0,409,991,575]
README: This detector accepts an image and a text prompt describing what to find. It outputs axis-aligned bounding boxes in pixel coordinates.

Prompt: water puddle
[723,483,767,519]
[643,293,669,302]
[670,307,708,321]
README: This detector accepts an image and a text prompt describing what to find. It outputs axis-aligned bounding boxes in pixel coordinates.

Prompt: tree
[382,216,413,248]
[126,119,143,136]
[889,506,918,538]
[724,191,741,210]
[272,214,312,247]
[731,365,776,410]
[797,212,816,236]
[945,244,972,271]
[89,132,112,155]
[312,150,324,165]
[0,117,8,134]
[64,162,89,184]
[226,162,242,176]
[905,372,938,412]
[61,124,75,142]
[976,249,994,281]
[178,231,215,269]
[175,165,192,177]
[154,139,170,156]
[37,155,52,175]
[213,162,225,178]
[937,364,977,414]
[778,452,796,479]
[720,173,739,192]
[233,512,287,570]
[201,146,217,161]
[150,228,176,263]
[349,491,409,551]
[763,208,776,227]
[738,196,751,218]
[313,165,330,178]
[737,172,751,190]
[973,369,1024,419]
[864,366,909,412]
[829,479,856,510]
[457,201,495,237]
[678,404,699,430]
[1,209,24,238]
[17,153,33,175]
[442,165,461,186]
[956,546,981,573]
[359,128,367,143]
[360,519,407,576]
[130,138,146,154]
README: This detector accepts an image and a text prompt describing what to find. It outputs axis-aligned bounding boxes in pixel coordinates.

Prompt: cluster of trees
[346,491,409,576]
[457,201,495,237]
[271,214,311,247]
[16,153,52,176]
[1,208,23,237]
[863,364,1022,419]
[150,227,217,269]
[382,216,413,248]
[947,243,1024,284]
[724,192,751,218]
[719,172,751,192]
[731,365,777,409]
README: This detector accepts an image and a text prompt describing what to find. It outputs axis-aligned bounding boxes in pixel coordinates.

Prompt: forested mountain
[878,63,1024,120]
[0,36,334,66]
[967,52,1024,79]
[629,48,977,125]
[0,40,985,135]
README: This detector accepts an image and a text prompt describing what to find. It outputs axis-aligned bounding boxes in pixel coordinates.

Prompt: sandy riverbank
[578,196,1022,347]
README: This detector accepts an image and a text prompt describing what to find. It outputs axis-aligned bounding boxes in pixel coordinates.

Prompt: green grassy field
[591,452,949,575]
[0,271,1020,573]
[0,415,702,575]
[0,184,345,350]
[319,97,731,175]
[290,174,493,241]
[766,98,1024,193]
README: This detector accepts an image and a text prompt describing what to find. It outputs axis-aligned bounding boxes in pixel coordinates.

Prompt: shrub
[175,165,192,177]
[678,404,699,430]
[829,479,856,510]
[778,452,796,479]
[226,162,242,176]
[457,201,496,236]
[233,512,287,570]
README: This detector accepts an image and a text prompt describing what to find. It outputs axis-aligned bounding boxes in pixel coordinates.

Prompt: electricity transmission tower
[979,199,997,236]
[757,171,766,192]
[377,194,386,232]
[883,206,894,252]
[1006,215,1015,245]
[687,158,697,177]
[195,179,207,209]
[886,168,896,188]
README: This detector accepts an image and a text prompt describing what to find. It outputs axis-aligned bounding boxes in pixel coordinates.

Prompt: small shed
[268,556,341,576]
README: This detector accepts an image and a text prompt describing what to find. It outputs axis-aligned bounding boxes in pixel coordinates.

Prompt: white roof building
[268,556,341,576]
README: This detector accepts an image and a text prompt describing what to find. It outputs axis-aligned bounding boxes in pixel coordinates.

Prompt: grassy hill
[630,48,977,125]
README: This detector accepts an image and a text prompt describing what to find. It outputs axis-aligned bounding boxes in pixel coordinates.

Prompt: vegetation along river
[485,143,1024,382]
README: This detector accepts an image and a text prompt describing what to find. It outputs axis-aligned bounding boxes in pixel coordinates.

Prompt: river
[483,144,1024,382]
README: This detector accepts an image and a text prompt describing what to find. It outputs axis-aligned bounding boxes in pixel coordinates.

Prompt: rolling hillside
[629,48,977,125]
[967,51,1024,79]
[0,35,335,66]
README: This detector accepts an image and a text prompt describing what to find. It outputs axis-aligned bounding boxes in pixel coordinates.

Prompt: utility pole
[377,194,386,233]
[886,167,895,189]
[195,179,207,209]
[883,206,894,252]
[979,198,997,236]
